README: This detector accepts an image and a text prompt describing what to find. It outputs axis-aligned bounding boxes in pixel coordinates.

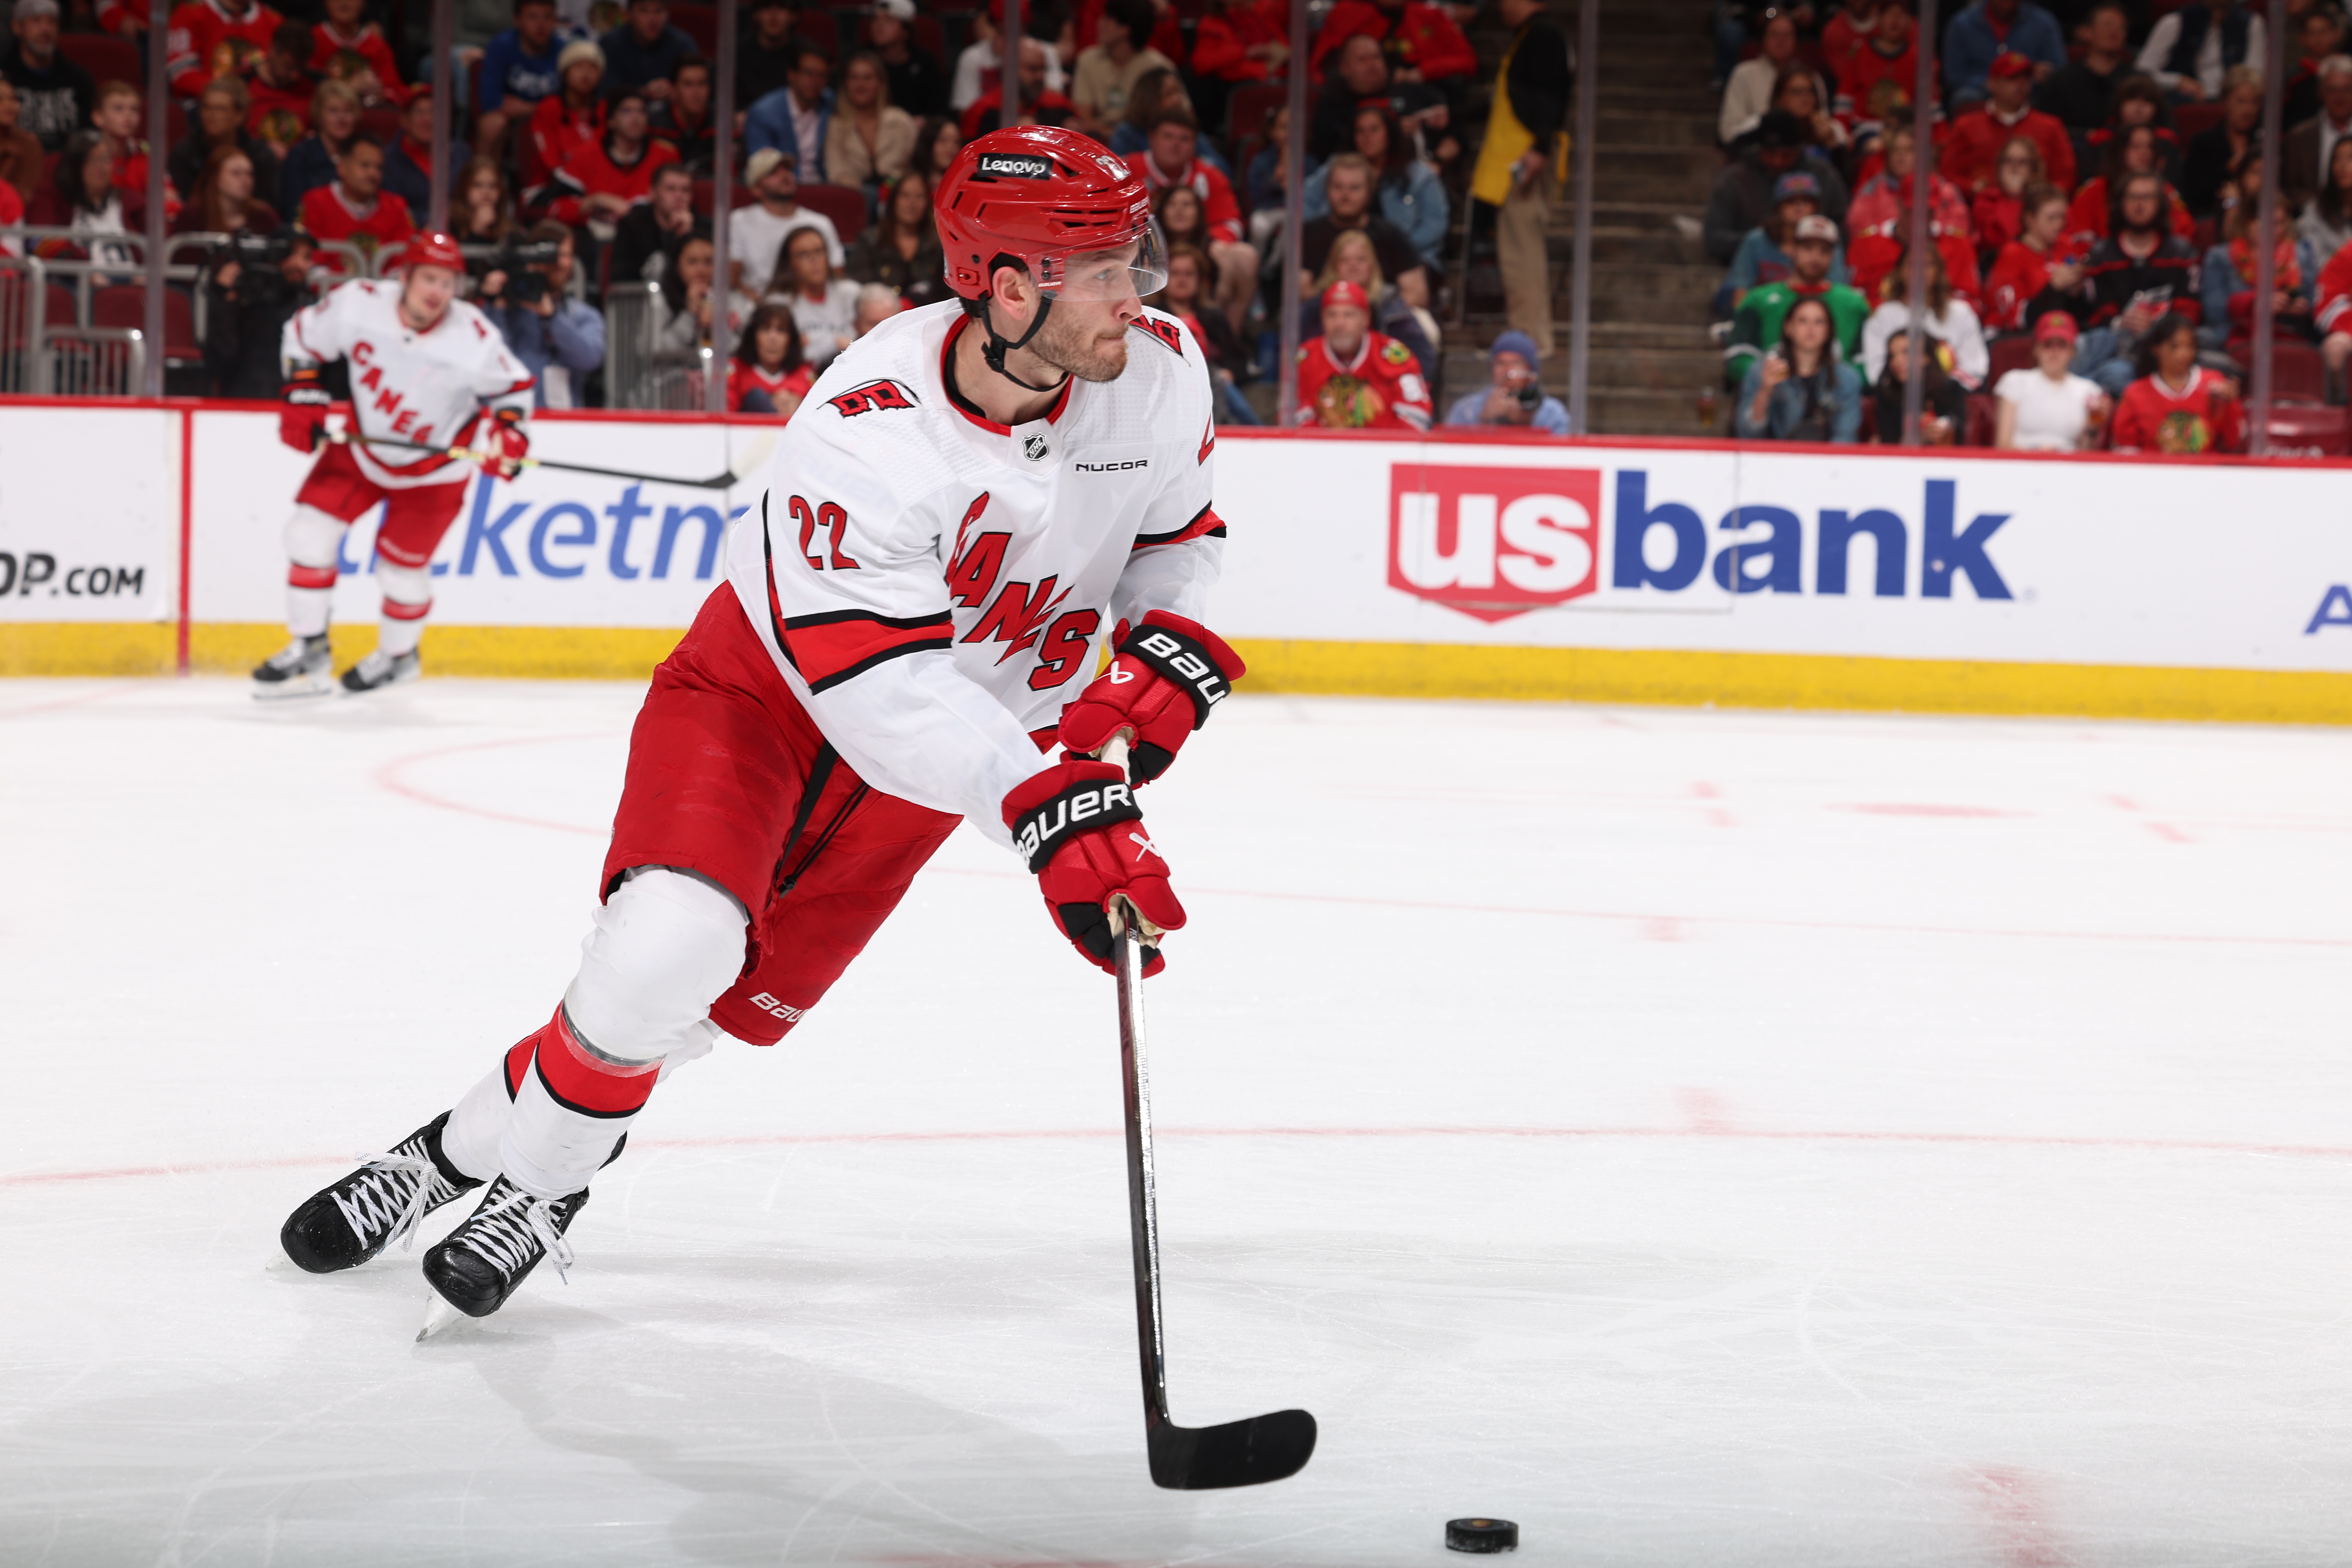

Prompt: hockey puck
[1445,1518,1518,1553]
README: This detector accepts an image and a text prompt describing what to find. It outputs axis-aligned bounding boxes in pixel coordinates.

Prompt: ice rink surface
[4,675,2351,1567]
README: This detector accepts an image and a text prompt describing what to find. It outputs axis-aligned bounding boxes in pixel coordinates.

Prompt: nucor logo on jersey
[1388,465,2014,622]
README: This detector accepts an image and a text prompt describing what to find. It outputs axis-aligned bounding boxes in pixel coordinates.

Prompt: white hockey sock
[376,560,431,657]
[439,1058,514,1184]
[286,583,334,638]
[492,869,749,1200]
[284,505,345,637]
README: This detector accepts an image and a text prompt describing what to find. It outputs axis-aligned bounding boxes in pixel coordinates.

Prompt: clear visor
[1037,227,1167,302]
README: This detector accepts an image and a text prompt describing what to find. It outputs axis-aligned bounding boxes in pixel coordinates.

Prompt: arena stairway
[1448,0,1726,435]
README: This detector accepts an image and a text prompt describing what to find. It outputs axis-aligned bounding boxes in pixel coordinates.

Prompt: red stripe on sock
[288,564,338,590]
[502,1035,535,1098]
[380,597,432,621]
[534,1007,658,1116]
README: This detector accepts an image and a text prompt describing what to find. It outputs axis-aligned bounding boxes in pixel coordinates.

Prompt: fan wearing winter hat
[1443,330,1570,433]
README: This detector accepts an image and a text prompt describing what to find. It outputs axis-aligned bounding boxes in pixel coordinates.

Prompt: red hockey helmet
[935,125,1165,309]
[401,230,465,274]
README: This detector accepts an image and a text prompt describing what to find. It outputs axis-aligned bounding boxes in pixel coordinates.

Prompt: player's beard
[1027,301,1132,383]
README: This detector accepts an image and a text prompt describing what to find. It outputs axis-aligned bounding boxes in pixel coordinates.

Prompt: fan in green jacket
[1724,215,1873,389]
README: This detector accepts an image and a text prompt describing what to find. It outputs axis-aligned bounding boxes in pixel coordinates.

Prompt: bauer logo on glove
[1003,760,1184,976]
[1058,612,1246,785]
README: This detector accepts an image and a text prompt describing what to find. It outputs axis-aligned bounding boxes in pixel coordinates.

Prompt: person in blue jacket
[744,41,834,167]
[1943,0,2066,107]
[1301,102,1449,268]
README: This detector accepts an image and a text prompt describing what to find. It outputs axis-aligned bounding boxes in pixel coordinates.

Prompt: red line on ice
[10,1122,2352,1189]
[370,736,2352,953]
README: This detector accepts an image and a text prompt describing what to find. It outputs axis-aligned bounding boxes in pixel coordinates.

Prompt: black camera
[484,238,564,305]
[208,229,295,305]
[1514,381,1543,411]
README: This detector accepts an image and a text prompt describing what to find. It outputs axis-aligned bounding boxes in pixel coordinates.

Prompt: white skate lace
[265,639,319,673]
[330,1152,450,1253]
[461,1187,576,1285]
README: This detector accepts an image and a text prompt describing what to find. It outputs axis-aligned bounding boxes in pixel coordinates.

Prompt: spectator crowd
[1707,0,2352,452]
[0,0,1583,436]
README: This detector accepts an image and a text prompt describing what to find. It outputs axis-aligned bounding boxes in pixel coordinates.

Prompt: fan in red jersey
[252,230,535,699]
[296,133,416,278]
[1292,279,1433,430]
[276,127,1251,1336]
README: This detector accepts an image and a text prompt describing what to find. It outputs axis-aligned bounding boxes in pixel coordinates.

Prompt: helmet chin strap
[965,290,1071,396]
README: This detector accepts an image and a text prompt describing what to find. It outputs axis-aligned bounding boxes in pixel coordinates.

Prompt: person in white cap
[726,144,842,304]
[869,0,949,118]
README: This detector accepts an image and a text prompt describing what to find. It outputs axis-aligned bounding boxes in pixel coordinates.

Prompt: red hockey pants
[600,587,964,1047]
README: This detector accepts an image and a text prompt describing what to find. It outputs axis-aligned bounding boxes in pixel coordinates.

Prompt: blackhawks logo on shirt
[2156,409,2213,454]
[1379,339,1413,366]
[1314,373,1385,429]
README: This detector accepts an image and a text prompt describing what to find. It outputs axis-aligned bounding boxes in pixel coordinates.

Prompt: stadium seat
[691,175,758,216]
[794,10,837,53]
[359,105,402,143]
[2172,100,2226,140]
[1963,391,1997,446]
[2264,400,2351,456]
[57,33,139,87]
[795,181,870,239]
[1225,80,1288,142]
[2226,337,2325,400]
[671,0,716,54]
[91,283,200,363]
[1986,333,2037,382]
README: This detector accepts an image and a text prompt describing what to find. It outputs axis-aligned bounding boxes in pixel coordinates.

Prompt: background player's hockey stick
[327,428,777,491]
[1103,737,1318,1490]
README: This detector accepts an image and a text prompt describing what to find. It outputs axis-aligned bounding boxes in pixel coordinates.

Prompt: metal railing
[0,254,143,396]
[603,280,713,410]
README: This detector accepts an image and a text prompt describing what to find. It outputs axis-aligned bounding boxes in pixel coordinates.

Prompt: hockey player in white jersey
[252,230,536,697]
[277,127,1250,1327]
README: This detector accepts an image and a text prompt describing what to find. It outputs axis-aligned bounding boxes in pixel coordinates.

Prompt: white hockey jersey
[725,301,1226,849]
[281,279,536,488]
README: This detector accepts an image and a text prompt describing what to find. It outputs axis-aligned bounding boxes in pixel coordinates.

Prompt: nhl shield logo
[1023,433,1050,461]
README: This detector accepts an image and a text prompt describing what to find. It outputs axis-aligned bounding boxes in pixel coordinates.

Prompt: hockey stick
[327,428,777,491]
[1104,737,1318,1491]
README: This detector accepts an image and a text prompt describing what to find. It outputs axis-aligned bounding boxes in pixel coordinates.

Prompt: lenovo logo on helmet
[977,153,1051,179]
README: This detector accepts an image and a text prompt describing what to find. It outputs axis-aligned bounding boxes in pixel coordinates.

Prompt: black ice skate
[251,633,333,699]
[417,1177,589,1337]
[339,648,421,694]
[279,1111,484,1274]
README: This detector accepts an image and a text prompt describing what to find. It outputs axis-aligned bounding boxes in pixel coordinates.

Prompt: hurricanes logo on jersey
[828,378,919,417]
[1134,317,1187,356]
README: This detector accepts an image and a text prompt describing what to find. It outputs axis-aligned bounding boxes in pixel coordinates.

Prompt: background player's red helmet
[402,230,465,273]
[934,126,1165,305]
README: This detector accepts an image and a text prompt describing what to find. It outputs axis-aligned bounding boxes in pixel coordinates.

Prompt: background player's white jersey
[281,279,535,488]
[726,300,1225,848]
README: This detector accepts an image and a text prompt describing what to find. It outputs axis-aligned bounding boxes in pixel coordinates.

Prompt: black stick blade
[1148,1408,1318,1490]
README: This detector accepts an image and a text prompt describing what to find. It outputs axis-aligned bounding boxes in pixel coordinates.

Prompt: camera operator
[202,226,316,399]
[476,218,606,408]
[1441,330,1569,435]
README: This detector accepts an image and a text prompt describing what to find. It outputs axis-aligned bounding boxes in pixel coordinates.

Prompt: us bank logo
[1388,464,1601,623]
[1388,464,2015,622]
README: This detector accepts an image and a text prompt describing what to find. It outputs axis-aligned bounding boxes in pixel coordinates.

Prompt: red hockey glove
[473,407,530,480]
[1003,759,1186,977]
[279,370,333,453]
[1056,611,1245,784]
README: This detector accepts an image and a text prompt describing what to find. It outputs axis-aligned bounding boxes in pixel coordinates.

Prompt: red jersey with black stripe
[726,299,1223,850]
[280,278,536,488]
